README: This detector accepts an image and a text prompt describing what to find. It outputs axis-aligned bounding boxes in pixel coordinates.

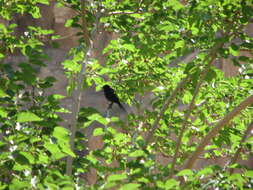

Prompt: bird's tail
[117,102,126,112]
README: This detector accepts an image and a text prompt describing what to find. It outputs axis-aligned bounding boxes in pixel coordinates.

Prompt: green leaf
[241,42,253,49]
[19,151,35,164]
[0,53,4,59]
[65,19,74,27]
[88,113,109,125]
[62,60,81,72]
[182,91,192,104]
[17,112,42,122]
[60,144,76,158]
[38,151,49,164]
[30,6,41,18]
[129,150,145,157]
[205,67,217,82]
[13,151,30,165]
[175,40,184,49]
[196,167,213,177]
[86,154,98,164]
[52,127,76,157]
[119,183,141,190]
[165,179,179,189]
[156,180,165,188]
[38,0,49,5]
[44,141,66,160]
[245,170,253,178]
[53,126,69,140]
[9,178,30,190]
[93,128,105,136]
[0,89,8,97]
[13,163,30,171]
[229,46,239,56]
[191,25,199,35]
[0,24,7,33]
[158,22,174,32]
[176,169,194,177]
[137,177,149,184]
[114,133,129,144]
[228,173,245,187]
[107,173,127,182]
[104,182,117,189]
[52,94,65,100]
[0,184,7,190]
[166,0,184,11]
[0,107,7,118]
[238,56,250,62]
[123,44,136,52]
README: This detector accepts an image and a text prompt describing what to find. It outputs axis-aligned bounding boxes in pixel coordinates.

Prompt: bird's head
[103,84,110,90]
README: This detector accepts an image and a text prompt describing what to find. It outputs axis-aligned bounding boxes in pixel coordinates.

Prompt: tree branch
[229,120,253,174]
[66,0,91,176]
[81,0,91,47]
[145,75,190,146]
[108,10,145,16]
[169,64,212,176]
[169,41,225,176]
[183,94,253,170]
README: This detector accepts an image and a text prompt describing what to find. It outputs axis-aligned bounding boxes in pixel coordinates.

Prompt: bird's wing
[108,88,115,94]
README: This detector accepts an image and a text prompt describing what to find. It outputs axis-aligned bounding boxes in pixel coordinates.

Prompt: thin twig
[62,2,81,14]
[107,10,144,16]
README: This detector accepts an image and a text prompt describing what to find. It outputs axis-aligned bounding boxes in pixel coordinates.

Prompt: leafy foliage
[0,0,75,189]
[1,0,253,189]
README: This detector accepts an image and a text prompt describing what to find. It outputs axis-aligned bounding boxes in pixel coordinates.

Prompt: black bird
[102,85,126,111]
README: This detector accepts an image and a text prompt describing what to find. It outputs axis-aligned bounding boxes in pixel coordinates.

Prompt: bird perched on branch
[102,84,126,111]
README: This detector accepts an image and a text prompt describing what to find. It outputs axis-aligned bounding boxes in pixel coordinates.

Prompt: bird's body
[102,85,126,111]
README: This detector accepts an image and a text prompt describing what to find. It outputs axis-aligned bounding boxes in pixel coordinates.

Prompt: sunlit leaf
[129,150,145,157]
[107,173,127,182]
[93,128,105,136]
[17,112,42,122]
[0,107,7,118]
[176,169,194,177]
[245,170,253,178]
[119,183,140,190]
[88,113,109,125]
[0,89,8,97]
[165,179,179,189]
[53,126,69,140]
